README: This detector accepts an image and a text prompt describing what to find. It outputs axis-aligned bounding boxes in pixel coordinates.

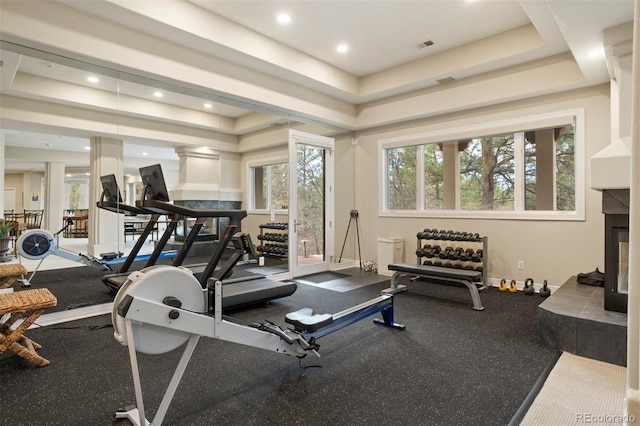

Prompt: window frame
[378,108,585,221]
[246,154,289,215]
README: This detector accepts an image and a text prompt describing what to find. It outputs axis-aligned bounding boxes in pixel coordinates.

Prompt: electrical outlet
[518,260,524,270]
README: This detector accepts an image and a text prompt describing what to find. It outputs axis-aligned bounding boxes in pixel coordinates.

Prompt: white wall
[353,85,611,287]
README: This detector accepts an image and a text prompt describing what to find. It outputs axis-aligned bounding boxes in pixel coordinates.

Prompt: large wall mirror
[1,40,357,302]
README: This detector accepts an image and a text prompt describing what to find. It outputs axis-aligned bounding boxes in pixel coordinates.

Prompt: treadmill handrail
[97,200,150,216]
[137,199,248,221]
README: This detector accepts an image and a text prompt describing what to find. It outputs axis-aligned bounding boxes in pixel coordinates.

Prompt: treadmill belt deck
[104,271,296,310]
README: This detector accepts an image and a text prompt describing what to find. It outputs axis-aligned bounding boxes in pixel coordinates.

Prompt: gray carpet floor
[0,268,555,425]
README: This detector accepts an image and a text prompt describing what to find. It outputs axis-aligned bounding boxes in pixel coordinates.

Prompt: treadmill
[137,164,297,309]
[97,174,180,292]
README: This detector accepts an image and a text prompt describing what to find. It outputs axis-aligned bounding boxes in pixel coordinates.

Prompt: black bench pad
[384,263,485,311]
[388,263,481,281]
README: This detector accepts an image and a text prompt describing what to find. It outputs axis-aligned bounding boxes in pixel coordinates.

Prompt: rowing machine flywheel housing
[17,229,57,260]
[112,265,205,355]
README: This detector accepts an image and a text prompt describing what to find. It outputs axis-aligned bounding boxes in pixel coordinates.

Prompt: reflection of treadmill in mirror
[138,164,297,309]
[97,174,180,292]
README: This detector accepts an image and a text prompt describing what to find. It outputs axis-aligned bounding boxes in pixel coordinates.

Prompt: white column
[88,136,124,256]
[0,132,5,216]
[626,0,640,422]
[43,162,65,232]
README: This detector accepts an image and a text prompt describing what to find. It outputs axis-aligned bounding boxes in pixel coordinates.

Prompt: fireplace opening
[172,199,241,243]
[603,189,630,313]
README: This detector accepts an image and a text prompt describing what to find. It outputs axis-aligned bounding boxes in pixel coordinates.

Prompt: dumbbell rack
[415,229,488,287]
[256,223,289,258]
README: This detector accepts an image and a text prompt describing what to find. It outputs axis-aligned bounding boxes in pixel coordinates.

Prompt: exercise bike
[112,234,406,426]
[16,217,111,286]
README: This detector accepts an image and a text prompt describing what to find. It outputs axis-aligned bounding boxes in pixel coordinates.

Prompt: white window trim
[378,108,585,221]
[246,153,289,215]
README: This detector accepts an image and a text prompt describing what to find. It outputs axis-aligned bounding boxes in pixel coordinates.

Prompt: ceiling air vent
[437,77,456,84]
[416,40,434,49]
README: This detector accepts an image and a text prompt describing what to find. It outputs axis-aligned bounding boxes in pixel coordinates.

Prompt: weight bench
[0,288,57,366]
[0,264,27,289]
[382,263,486,311]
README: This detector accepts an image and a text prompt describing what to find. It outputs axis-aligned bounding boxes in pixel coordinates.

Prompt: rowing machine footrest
[285,308,333,332]
[100,251,123,261]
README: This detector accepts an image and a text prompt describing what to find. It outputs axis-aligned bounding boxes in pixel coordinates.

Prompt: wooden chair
[23,209,44,230]
[70,209,89,238]
[0,288,57,367]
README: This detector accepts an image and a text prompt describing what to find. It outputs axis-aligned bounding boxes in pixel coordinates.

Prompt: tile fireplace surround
[538,276,627,366]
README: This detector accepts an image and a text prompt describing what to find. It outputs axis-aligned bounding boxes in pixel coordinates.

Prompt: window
[387,146,416,210]
[249,162,288,211]
[459,134,515,211]
[380,110,583,220]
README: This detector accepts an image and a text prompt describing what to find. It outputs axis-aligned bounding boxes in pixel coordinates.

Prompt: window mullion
[514,132,525,211]
[266,165,273,210]
[417,145,425,211]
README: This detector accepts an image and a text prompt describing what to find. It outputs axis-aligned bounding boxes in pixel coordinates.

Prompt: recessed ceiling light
[153,91,163,98]
[84,146,90,150]
[142,152,148,156]
[277,13,291,24]
[336,43,349,53]
[204,103,213,109]
[87,76,100,84]
[587,47,605,59]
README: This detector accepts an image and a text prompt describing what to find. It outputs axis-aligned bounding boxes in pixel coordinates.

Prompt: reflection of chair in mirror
[71,209,89,238]
[23,209,44,230]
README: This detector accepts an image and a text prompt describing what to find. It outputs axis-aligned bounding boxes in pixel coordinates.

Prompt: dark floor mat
[297,271,350,283]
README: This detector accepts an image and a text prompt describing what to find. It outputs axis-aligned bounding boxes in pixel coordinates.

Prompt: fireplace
[603,189,630,313]
[173,200,242,243]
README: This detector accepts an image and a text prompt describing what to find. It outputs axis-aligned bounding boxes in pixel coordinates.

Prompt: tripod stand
[338,210,362,268]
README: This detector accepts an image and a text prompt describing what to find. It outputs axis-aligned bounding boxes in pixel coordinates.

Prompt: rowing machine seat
[285,308,333,332]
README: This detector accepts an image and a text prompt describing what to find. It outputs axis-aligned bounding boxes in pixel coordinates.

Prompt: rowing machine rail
[113,265,405,425]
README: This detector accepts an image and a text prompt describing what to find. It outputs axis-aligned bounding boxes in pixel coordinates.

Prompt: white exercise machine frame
[112,265,404,426]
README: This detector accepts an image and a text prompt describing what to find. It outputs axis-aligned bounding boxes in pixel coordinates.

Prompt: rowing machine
[16,218,111,286]
[112,265,405,425]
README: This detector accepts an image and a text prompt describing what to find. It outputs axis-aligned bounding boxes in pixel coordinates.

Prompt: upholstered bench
[0,288,57,366]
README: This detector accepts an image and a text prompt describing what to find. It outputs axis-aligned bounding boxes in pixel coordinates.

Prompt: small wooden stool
[0,264,27,289]
[0,288,57,367]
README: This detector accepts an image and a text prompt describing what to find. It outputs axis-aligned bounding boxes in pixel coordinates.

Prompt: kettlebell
[509,279,518,293]
[523,278,535,296]
[499,278,507,292]
[540,280,551,297]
